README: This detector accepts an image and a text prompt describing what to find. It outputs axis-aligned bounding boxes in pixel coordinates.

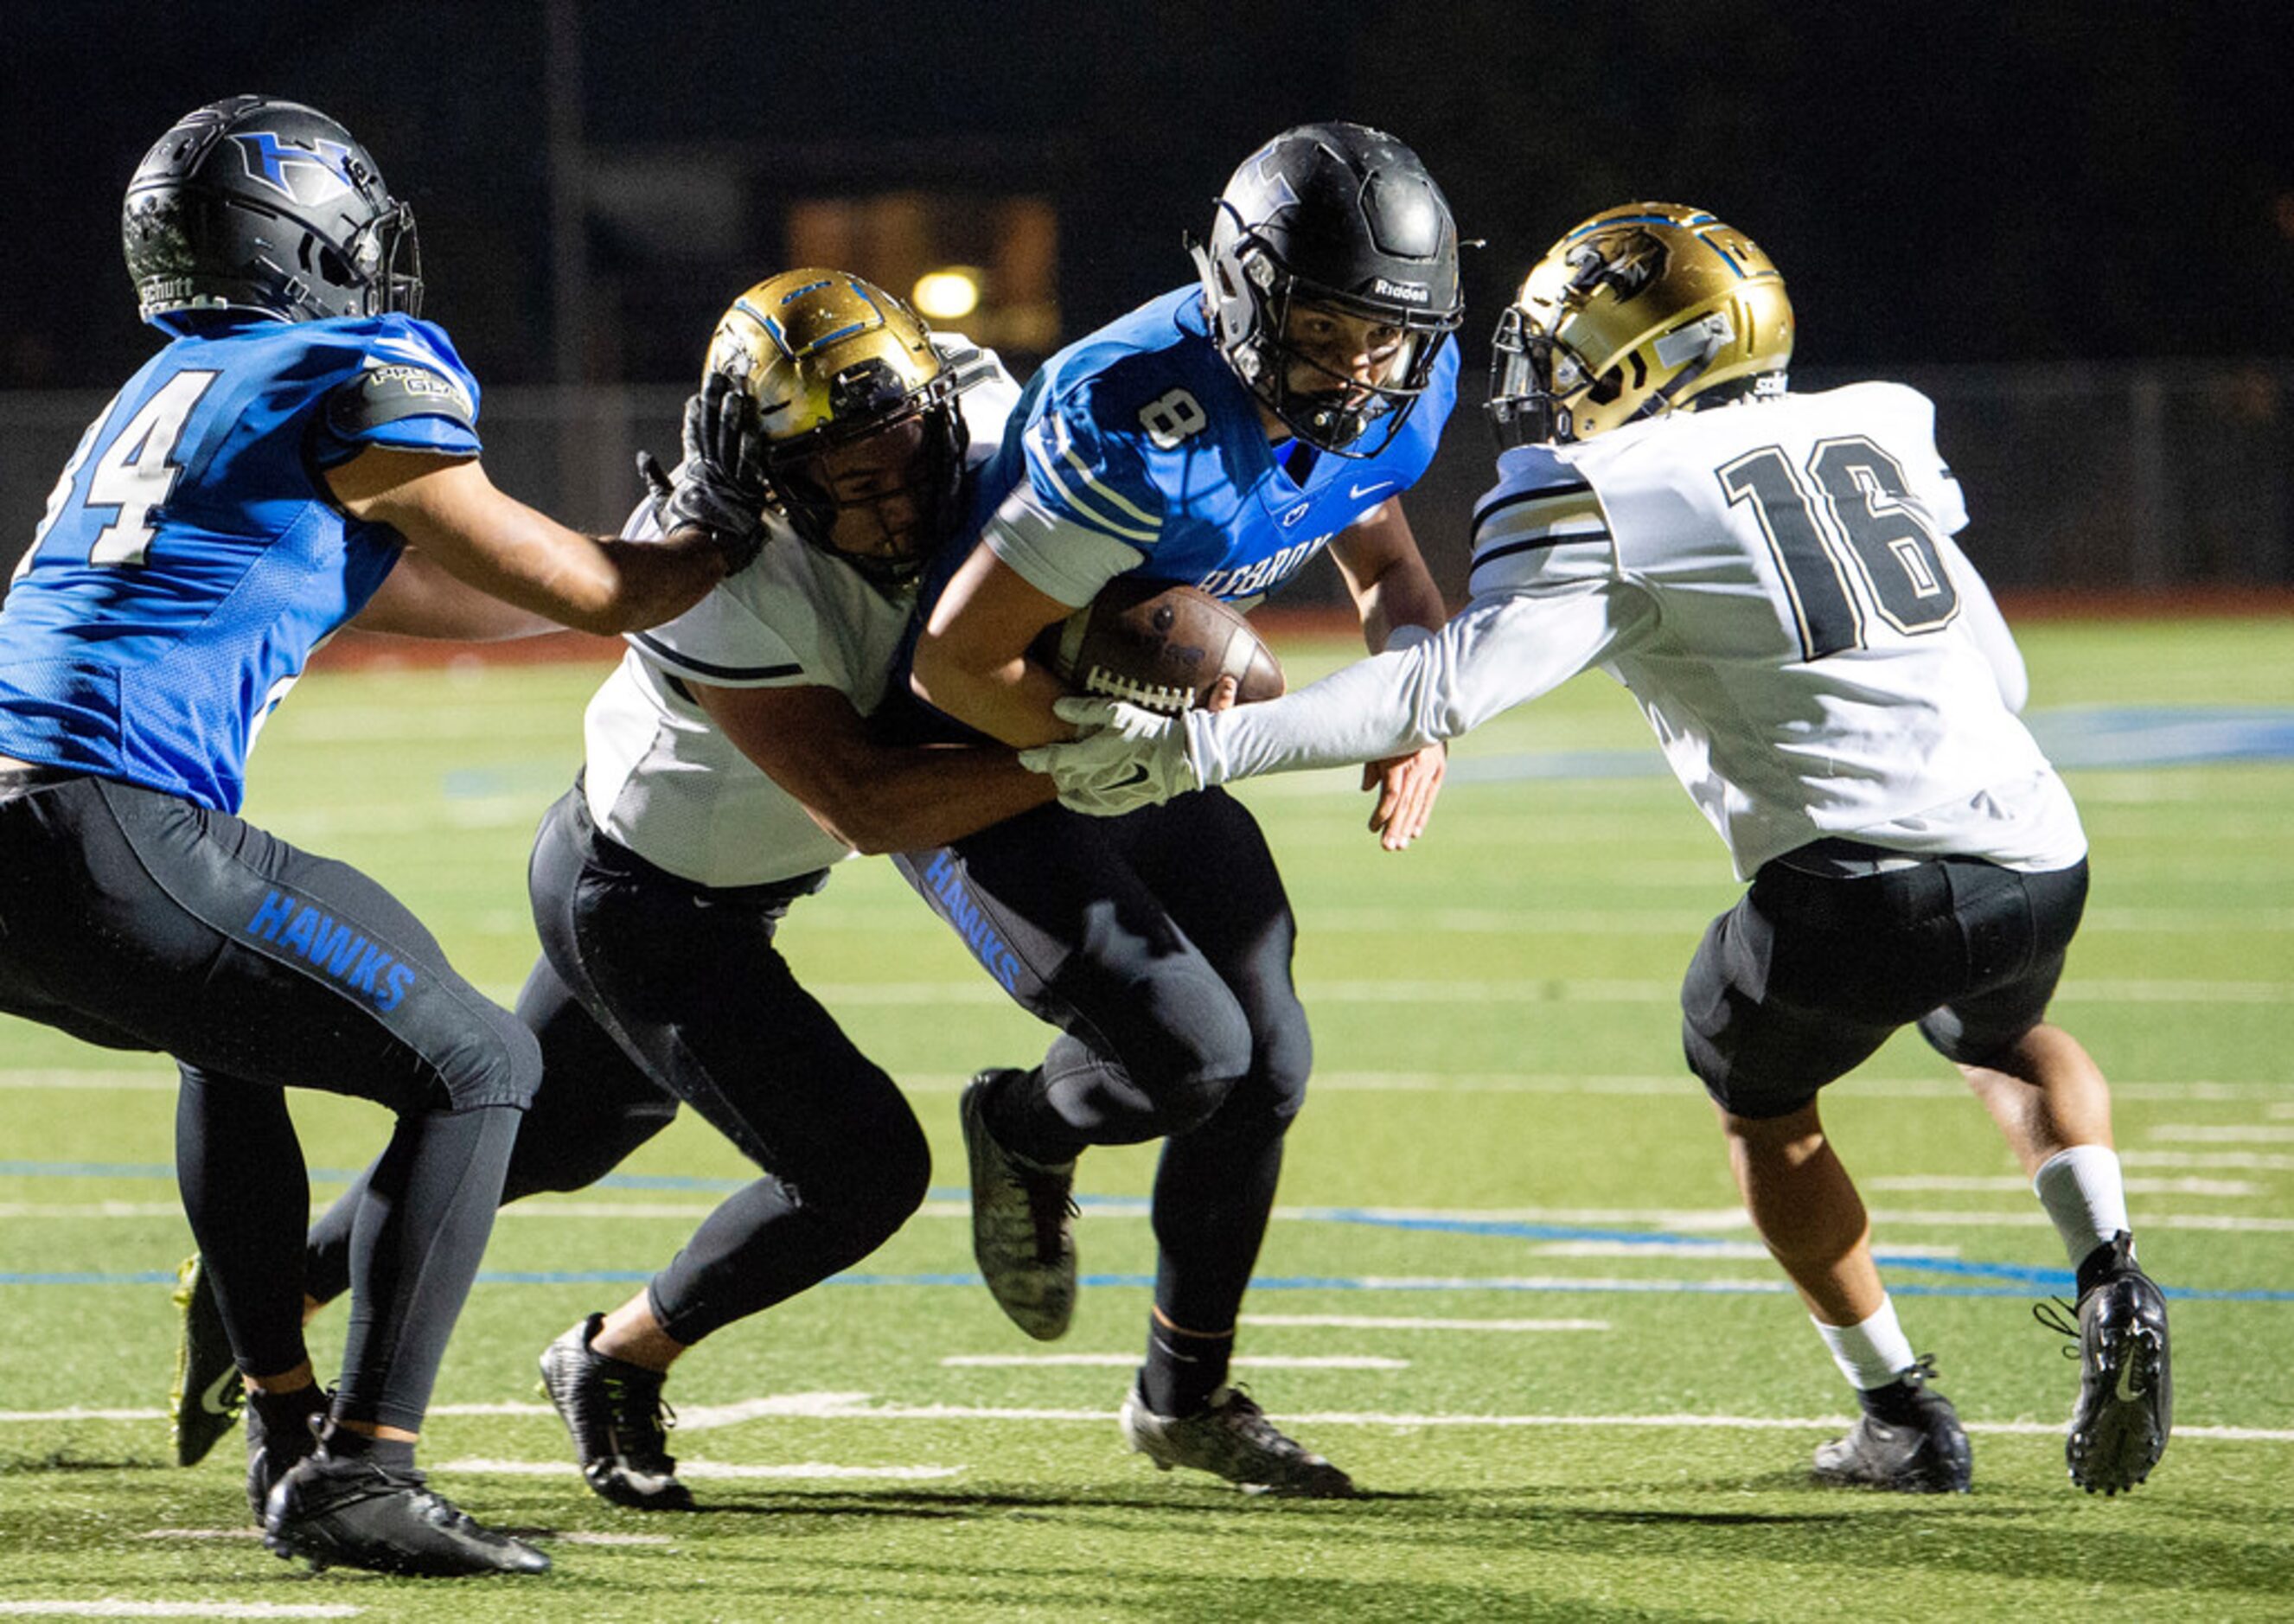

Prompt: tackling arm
[1026,580,1641,809]
[328,449,736,636]
[1196,585,1620,780]
[693,681,1054,854]
[349,545,562,641]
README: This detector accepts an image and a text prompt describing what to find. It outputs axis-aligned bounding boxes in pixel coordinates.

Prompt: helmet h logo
[1246,146,1300,211]
[230,131,358,203]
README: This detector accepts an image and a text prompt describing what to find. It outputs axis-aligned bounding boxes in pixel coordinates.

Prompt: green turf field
[3,617,2290,1621]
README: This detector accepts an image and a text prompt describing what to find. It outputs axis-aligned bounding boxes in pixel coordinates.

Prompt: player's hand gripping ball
[1032,579,1285,713]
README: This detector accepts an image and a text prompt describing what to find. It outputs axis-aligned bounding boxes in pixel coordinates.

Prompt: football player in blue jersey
[896,123,1464,1495]
[0,96,767,1576]
[1026,203,2173,1499]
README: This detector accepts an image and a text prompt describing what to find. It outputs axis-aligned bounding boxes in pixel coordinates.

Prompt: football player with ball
[899,122,1464,1494]
[1028,203,2172,1500]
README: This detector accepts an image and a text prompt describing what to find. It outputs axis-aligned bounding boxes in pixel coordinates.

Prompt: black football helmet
[123,96,422,330]
[1192,121,1463,456]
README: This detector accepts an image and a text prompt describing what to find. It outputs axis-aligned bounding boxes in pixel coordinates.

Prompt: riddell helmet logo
[1372,278,1431,304]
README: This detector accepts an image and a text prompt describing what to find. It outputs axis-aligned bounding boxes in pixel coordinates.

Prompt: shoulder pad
[325,358,477,438]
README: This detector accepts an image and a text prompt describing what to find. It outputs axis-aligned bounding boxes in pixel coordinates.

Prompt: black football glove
[640,370,772,574]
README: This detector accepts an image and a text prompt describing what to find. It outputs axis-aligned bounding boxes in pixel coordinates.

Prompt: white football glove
[1018,696,1200,815]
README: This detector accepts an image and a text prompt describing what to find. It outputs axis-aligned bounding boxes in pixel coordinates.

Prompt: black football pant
[0,772,536,1433]
[306,786,930,1346]
[1683,842,2091,1119]
[894,791,1312,1335]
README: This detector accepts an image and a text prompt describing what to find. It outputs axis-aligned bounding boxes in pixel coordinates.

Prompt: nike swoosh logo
[2114,1353,2142,1403]
[198,1364,240,1416]
[1350,482,1396,502]
[1111,765,1151,790]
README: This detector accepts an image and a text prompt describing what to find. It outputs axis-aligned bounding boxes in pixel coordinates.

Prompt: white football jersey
[582,338,1020,887]
[1198,383,2085,879]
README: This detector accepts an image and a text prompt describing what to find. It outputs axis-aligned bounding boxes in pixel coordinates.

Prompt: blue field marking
[9,1161,2288,1300]
[1288,1206,2082,1289]
[2032,706,2294,769]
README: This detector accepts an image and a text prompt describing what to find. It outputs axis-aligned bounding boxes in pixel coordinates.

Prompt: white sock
[2033,1144,2131,1269]
[1813,1297,1917,1391]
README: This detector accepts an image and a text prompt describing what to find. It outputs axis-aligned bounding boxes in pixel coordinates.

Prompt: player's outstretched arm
[348,546,562,641]
[1025,585,1632,815]
[694,681,1054,854]
[910,547,1078,747]
[328,448,739,636]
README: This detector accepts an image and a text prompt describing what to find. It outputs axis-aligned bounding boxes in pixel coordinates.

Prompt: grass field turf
[2,615,2290,1621]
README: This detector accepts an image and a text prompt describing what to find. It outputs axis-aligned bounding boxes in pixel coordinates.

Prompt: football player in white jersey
[1024,204,2172,1498]
[178,271,1102,1511]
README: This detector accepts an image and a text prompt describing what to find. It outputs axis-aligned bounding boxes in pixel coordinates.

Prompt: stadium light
[913,267,983,320]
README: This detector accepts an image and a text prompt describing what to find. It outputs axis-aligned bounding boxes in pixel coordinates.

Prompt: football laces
[1081,668,1192,714]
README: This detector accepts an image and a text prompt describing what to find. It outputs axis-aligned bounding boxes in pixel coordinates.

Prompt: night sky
[10,1,2294,393]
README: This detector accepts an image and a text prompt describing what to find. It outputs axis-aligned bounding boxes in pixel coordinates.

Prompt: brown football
[1032,579,1286,714]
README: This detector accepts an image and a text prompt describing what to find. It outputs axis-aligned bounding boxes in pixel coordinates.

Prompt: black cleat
[538,1314,694,1511]
[2053,1231,2172,1495]
[961,1070,1078,1340]
[1119,1384,1359,1498]
[263,1453,549,1576]
[169,1254,243,1468]
[1811,1356,1972,1493]
[242,1385,329,1524]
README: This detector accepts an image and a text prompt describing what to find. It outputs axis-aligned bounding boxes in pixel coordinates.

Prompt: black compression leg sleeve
[333,1102,521,1434]
[176,1066,311,1378]
[302,953,674,1309]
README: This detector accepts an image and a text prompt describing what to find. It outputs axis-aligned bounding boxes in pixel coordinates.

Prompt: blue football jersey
[962,284,1458,608]
[0,314,481,811]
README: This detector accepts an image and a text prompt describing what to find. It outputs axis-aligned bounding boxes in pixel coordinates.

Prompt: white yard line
[1864,1175,2260,1197]
[0,1070,177,1091]
[2120,1150,2294,1171]
[940,1354,1409,1369]
[1241,1314,1611,1332]
[0,1606,359,1620]
[443,1458,962,1480]
[2150,1125,2294,1143]
[10,1397,2291,1443]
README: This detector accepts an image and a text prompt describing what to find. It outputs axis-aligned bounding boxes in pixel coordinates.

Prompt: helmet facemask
[1193,122,1464,459]
[1486,203,1792,450]
[764,364,966,588]
[341,199,423,318]
[707,270,972,590]
[1200,220,1454,457]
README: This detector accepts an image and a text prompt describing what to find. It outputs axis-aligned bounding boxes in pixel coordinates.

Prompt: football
[1033,578,1286,714]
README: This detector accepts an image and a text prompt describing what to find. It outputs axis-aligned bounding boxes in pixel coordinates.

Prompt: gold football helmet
[705,269,965,585]
[1487,202,1792,446]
